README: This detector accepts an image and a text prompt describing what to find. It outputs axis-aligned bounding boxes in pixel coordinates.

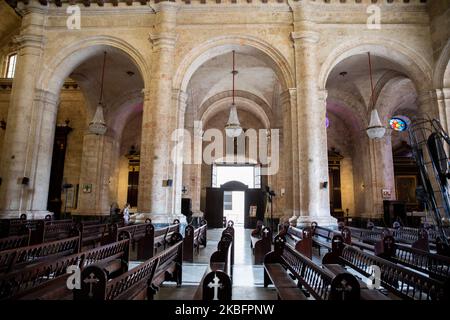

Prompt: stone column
[291,31,336,227]
[418,90,440,119]
[0,1,50,219]
[137,2,180,223]
[76,132,116,215]
[280,89,297,218]
[168,89,188,221]
[367,131,396,219]
[436,88,450,133]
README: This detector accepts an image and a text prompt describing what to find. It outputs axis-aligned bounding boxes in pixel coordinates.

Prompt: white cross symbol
[337,279,353,300]
[84,273,99,298]
[263,229,269,236]
[207,274,223,300]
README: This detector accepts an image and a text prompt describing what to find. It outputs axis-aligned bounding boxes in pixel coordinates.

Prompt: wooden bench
[0,233,81,273]
[73,231,183,301]
[183,220,207,262]
[0,237,130,300]
[193,228,234,300]
[264,235,361,300]
[149,233,184,298]
[0,234,30,252]
[323,234,448,300]
[250,222,272,264]
[280,225,313,259]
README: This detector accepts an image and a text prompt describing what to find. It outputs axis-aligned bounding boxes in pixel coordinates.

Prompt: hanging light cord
[368,52,375,110]
[99,51,107,104]
[232,50,236,105]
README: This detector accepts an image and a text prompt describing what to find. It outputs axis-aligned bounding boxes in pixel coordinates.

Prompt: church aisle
[154,226,277,300]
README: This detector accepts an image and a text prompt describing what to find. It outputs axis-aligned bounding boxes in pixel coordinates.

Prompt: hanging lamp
[89,51,108,135]
[365,52,386,140]
[225,50,242,138]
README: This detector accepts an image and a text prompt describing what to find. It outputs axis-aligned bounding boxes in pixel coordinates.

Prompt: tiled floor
[153,226,277,300]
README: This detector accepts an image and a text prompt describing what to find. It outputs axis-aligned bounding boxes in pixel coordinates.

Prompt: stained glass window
[389,117,407,132]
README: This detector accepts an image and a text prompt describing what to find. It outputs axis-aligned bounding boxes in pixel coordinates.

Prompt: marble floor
[153,226,278,300]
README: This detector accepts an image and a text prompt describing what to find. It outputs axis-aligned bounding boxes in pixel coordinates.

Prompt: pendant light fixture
[225,50,242,138]
[89,51,108,135]
[366,52,386,140]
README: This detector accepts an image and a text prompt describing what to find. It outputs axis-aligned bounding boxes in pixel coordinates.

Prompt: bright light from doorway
[223,191,245,225]
[215,166,255,188]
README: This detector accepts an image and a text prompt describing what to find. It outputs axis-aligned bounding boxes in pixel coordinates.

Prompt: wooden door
[204,188,224,228]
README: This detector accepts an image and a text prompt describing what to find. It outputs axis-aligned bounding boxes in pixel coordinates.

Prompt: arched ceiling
[326,53,418,132]
[68,46,144,131]
[187,49,281,123]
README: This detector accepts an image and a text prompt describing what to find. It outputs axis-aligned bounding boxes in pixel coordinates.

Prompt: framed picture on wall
[82,183,92,193]
[395,176,417,205]
[66,187,74,208]
[249,205,257,218]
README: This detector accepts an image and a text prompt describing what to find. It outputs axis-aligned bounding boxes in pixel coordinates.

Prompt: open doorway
[223,191,245,226]
[204,163,266,228]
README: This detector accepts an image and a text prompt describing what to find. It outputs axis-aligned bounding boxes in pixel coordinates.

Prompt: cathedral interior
[0,0,449,305]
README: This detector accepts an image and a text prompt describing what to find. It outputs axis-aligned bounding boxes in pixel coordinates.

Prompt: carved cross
[84,273,99,298]
[208,274,223,300]
[337,279,353,300]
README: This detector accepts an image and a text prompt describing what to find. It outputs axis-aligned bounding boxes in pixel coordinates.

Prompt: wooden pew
[311,223,450,283]
[74,254,160,300]
[183,220,207,262]
[250,225,272,264]
[149,232,184,299]
[264,235,361,300]
[194,228,234,300]
[339,227,450,282]
[280,225,312,259]
[323,234,448,300]
[0,237,130,300]
[0,233,81,274]
[78,222,110,248]
[0,234,30,252]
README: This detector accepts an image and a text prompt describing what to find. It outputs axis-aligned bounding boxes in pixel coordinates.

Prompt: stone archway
[0,37,147,218]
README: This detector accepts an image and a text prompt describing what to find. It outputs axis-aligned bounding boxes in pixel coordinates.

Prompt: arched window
[5,53,17,78]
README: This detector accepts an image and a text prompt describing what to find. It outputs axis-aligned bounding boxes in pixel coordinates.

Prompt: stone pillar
[137,2,180,223]
[76,133,116,215]
[0,1,51,219]
[436,88,450,133]
[418,90,440,119]
[280,89,297,218]
[367,132,396,219]
[291,31,336,226]
[168,89,188,221]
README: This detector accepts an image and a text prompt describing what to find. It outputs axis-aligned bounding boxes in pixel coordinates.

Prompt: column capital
[290,31,320,45]
[149,32,178,51]
[173,88,188,114]
[12,34,46,51]
[142,88,151,101]
[280,88,297,105]
[16,0,49,16]
[436,88,450,100]
[34,89,59,106]
[152,1,180,14]
[317,89,328,102]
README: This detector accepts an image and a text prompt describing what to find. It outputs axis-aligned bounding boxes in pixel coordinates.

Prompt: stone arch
[198,90,273,129]
[173,35,294,94]
[319,37,433,92]
[37,35,149,97]
[433,39,450,88]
